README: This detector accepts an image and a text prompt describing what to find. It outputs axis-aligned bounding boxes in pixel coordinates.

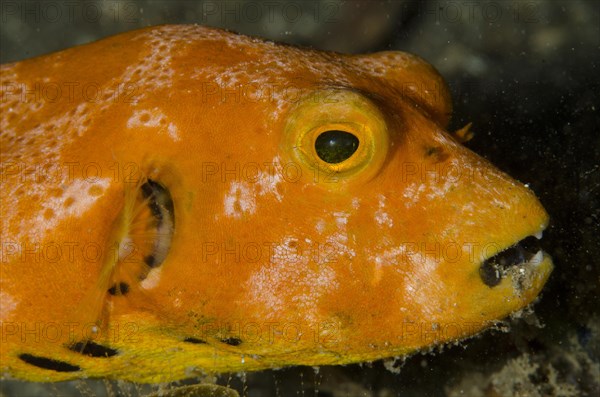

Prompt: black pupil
[315,130,359,164]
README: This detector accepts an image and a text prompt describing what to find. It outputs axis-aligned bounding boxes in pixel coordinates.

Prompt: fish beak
[479,230,553,295]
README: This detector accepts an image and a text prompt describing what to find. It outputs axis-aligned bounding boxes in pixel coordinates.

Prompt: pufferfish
[0,25,552,383]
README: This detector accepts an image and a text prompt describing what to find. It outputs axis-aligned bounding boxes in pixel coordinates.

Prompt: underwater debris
[147,383,239,397]
[445,316,600,397]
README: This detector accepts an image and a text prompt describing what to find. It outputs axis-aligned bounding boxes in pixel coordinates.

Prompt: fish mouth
[479,231,549,288]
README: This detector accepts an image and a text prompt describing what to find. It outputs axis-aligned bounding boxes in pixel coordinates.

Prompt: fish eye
[282,88,389,187]
[315,130,360,164]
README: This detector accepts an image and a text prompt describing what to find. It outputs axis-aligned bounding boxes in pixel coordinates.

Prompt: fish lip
[479,225,550,288]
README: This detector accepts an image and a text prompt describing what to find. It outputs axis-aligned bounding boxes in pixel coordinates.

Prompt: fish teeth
[534,231,543,239]
[529,250,543,266]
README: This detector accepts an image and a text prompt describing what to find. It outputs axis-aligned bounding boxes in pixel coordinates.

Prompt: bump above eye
[315,130,360,164]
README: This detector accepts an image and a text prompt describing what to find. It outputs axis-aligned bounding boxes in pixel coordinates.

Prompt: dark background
[1,1,599,396]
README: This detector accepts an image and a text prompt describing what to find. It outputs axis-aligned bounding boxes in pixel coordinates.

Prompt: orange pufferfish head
[0,25,552,383]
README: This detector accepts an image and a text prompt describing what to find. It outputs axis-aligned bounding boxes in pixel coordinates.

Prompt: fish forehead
[1,24,446,139]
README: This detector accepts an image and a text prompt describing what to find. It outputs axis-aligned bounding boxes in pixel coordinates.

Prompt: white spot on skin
[118,27,175,93]
[224,181,256,218]
[256,156,283,201]
[246,236,338,322]
[492,197,511,210]
[375,194,393,227]
[1,94,96,242]
[127,108,180,142]
[173,297,182,308]
[333,211,349,228]
[271,237,305,265]
[368,245,443,303]
[223,156,284,218]
[188,27,354,126]
[350,52,422,78]
[371,246,408,268]
[402,159,462,208]
[425,176,456,201]
[367,238,446,318]
[402,256,443,317]
[140,267,162,290]
[34,178,111,234]
[323,232,356,260]
[322,211,356,259]
[247,268,284,316]
[315,219,326,234]
[127,109,161,128]
[167,123,179,141]
[403,182,427,208]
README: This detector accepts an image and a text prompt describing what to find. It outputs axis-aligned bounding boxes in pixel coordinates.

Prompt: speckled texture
[0,0,598,396]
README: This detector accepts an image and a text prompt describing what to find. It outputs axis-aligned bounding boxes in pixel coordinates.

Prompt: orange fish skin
[0,25,552,383]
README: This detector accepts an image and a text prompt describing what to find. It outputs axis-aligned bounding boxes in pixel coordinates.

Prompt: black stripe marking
[220,337,242,346]
[144,254,157,268]
[69,340,118,358]
[108,282,130,296]
[18,353,80,372]
[183,337,207,344]
[141,179,166,224]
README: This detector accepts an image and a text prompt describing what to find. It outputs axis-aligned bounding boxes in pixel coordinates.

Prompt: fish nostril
[424,145,449,163]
